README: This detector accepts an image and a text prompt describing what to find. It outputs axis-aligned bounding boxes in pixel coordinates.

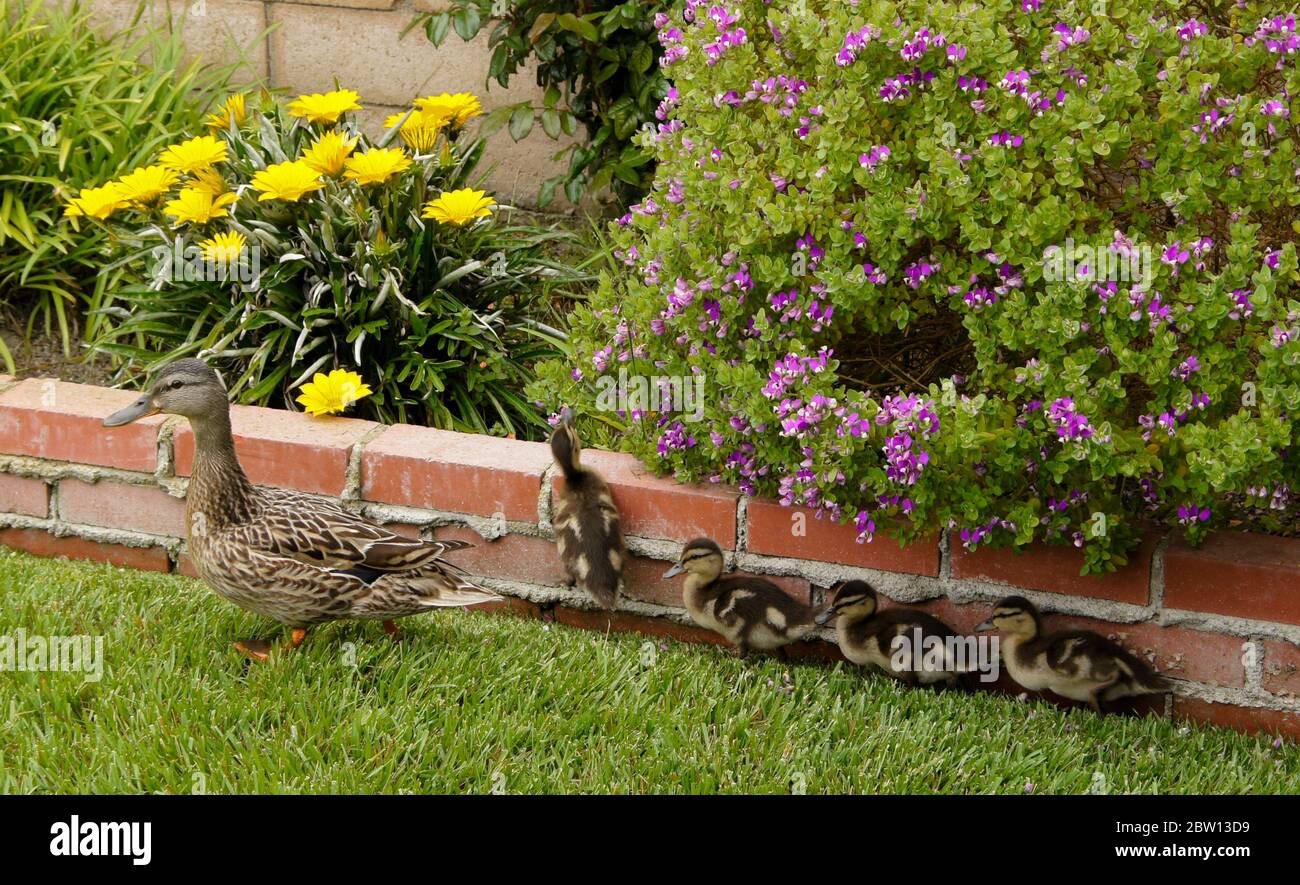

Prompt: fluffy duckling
[549,408,626,609]
[816,580,964,687]
[975,595,1169,713]
[662,538,816,657]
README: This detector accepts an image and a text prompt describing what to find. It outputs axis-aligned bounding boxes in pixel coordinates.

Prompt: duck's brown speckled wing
[232,487,472,572]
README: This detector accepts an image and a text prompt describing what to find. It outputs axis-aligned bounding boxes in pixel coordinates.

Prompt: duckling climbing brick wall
[0,375,1297,739]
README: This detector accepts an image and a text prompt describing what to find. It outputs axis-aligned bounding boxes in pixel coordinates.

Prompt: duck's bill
[973,618,996,633]
[814,608,836,626]
[662,563,685,578]
[103,395,158,427]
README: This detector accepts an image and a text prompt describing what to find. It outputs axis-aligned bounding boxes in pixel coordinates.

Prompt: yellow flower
[64,182,129,220]
[421,188,496,226]
[114,164,180,204]
[162,187,238,226]
[251,160,325,202]
[198,230,247,263]
[414,92,483,128]
[301,130,358,176]
[296,369,373,417]
[342,147,412,185]
[205,94,248,130]
[191,167,227,197]
[287,89,362,124]
[383,110,445,153]
[159,135,228,174]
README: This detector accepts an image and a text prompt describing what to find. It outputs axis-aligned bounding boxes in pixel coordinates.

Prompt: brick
[58,479,186,538]
[557,449,739,548]
[167,0,268,83]
[467,596,541,618]
[362,425,550,521]
[1051,615,1246,689]
[174,404,378,497]
[1173,697,1299,740]
[951,532,1161,605]
[1263,641,1300,698]
[552,607,729,648]
[746,500,939,576]
[176,550,200,579]
[1164,532,1300,626]
[0,475,49,518]
[0,527,170,572]
[0,379,164,472]
[431,525,567,587]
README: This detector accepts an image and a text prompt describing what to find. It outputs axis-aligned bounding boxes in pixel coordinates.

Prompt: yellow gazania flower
[114,164,180,204]
[342,147,412,185]
[159,135,228,174]
[198,230,247,263]
[301,130,358,176]
[296,369,373,417]
[191,167,227,197]
[383,110,444,153]
[205,93,248,130]
[251,160,325,202]
[162,187,238,226]
[414,92,483,128]
[64,182,129,220]
[421,188,496,226]
[287,89,362,124]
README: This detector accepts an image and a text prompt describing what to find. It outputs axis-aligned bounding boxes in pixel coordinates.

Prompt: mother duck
[103,358,499,660]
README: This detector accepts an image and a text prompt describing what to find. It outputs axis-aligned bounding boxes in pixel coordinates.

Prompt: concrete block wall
[74,0,571,206]
[0,375,1297,739]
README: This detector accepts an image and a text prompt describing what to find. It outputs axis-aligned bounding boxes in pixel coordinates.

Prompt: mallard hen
[103,358,500,660]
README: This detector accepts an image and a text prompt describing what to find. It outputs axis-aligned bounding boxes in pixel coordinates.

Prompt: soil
[2,325,114,386]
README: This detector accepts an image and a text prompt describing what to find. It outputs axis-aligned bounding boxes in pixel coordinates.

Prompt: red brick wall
[0,376,1296,739]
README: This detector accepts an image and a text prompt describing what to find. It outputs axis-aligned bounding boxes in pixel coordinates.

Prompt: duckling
[975,595,1169,713]
[549,407,625,609]
[662,537,816,657]
[816,580,964,687]
[102,359,500,661]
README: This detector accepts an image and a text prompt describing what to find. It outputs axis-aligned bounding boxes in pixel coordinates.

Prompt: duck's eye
[169,379,184,390]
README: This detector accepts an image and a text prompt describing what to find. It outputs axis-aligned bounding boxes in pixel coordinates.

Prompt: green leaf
[508,106,534,140]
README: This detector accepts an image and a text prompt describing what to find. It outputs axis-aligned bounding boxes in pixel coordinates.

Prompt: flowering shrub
[532,0,1300,572]
[1,0,234,367]
[79,89,583,436]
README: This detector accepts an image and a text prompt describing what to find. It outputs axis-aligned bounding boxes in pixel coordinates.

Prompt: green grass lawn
[0,549,1295,794]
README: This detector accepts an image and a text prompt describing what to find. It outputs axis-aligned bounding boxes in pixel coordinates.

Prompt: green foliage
[0,0,236,367]
[533,0,1300,571]
[415,0,671,208]
[89,93,585,437]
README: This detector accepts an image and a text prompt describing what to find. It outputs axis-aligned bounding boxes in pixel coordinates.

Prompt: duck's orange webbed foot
[233,639,274,662]
[285,628,308,650]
